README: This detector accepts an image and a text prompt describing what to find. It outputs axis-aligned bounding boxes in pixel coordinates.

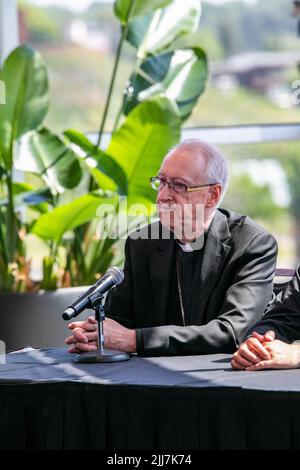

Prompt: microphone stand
[74,291,130,363]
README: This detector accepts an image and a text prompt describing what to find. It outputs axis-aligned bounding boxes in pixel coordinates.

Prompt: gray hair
[168,139,229,200]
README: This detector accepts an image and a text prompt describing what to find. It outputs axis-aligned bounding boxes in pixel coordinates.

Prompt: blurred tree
[19,2,62,45]
[218,15,242,57]
[277,154,300,259]
[201,0,296,57]
[226,143,300,261]
[197,27,225,60]
[223,172,284,221]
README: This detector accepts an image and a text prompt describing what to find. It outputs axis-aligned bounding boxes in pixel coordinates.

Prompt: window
[222,140,300,268]
[17,0,300,132]
[188,0,300,126]
[13,0,300,270]
[18,0,135,133]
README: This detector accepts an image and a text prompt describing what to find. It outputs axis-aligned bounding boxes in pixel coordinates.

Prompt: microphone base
[74,348,130,363]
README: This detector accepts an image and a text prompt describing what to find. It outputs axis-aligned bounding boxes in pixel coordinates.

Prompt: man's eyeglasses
[150,176,219,194]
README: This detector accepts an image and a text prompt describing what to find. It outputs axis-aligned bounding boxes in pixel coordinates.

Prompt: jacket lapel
[196,210,232,321]
[149,213,232,325]
[150,225,176,324]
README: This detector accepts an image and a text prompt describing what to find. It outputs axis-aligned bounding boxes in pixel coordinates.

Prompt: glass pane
[17,0,134,133]
[17,0,300,132]
[187,0,300,126]
[221,141,300,269]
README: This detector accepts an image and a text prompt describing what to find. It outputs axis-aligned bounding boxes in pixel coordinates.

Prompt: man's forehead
[160,148,205,174]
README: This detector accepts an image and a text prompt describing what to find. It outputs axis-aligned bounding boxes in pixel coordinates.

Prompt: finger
[246,360,274,371]
[73,328,89,343]
[251,331,266,342]
[231,358,245,370]
[76,331,98,342]
[71,342,98,353]
[68,345,79,354]
[87,316,97,324]
[67,329,97,345]
[238,343,260,363]
[248,338,271,360]
[65,331,95,344]
[68,319,97,332]
[264,330,275,341]
[65,335,76,345]
[68,321,84,330]
[232,352,255,368]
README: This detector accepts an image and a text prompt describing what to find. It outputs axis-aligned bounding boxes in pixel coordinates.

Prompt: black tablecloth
[0,348,300,449]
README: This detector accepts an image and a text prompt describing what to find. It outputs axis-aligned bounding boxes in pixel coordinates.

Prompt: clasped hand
[65,316,137,354]
[231,330,300,370]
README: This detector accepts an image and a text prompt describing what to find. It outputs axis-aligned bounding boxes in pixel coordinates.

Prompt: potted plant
[0,0,207,350]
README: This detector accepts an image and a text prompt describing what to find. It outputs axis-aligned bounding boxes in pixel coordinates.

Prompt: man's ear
[207,185,222,208]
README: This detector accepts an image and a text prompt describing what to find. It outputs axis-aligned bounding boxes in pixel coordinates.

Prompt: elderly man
[231,265,300,370]
[66,139,277,356]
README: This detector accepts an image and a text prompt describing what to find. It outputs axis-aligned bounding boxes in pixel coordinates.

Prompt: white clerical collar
[177,228,210,252]
[178,242,195,252]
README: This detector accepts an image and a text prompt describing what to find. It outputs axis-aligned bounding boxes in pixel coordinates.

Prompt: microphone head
[62,307,76,321]
[107,266,124,285]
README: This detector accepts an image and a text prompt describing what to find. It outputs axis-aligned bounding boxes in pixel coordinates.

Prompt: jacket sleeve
[244,264,300,343]
[136,232,278,356]
[104,238,135,328]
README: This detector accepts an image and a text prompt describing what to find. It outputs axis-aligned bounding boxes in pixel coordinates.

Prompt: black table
[0,348,300,450]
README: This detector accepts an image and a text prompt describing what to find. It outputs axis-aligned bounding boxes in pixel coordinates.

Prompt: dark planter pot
[0,287,90,352]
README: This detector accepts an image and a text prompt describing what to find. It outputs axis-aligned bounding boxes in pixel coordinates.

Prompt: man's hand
[102,318,136,353]
[231,330,275,370]
[65,316,137,354]
[66,316,98,353]
[244,340,300,371]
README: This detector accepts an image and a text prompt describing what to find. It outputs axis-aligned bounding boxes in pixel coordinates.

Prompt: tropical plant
[0,0,208,291]
[0,45,83,290]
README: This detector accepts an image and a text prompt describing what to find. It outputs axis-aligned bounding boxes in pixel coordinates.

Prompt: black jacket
[105,208,278,356]
[246,264,300,342]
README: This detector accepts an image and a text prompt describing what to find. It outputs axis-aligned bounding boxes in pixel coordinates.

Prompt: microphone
[62,266,124,321]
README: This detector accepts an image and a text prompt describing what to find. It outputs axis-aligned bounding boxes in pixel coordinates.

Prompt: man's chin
[159,218,184,240]
[157,216,175,236]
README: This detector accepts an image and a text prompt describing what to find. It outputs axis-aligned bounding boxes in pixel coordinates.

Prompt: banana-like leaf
[0,45,49,169]
[122,2,206,119]
[114,0,172,24]
[126,0,201,57]
[107,96,181,202]
[28,96,179,243]
[64,129,128,195]
[16,128,82,191]
[31,191,118,241]
[124,47,207,119]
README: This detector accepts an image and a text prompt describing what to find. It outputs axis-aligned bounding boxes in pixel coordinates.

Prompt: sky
[27,0,258,13]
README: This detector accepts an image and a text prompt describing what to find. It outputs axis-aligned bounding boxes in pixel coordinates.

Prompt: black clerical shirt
[176,241,206,325]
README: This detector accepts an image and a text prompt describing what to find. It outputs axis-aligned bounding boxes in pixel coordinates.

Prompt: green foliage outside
[16,0,300,269]
[0,0,208,292]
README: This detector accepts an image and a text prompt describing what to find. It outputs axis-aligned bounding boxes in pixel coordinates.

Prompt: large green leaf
[15,128,82,191]
[31,191,118,241]
[64,129,128,195]
[122,1,206,119]
[124,47,207,119]
[126,0,201,58]
[114,0,172,24]
[107,96,181,202]
[0,45,49,169]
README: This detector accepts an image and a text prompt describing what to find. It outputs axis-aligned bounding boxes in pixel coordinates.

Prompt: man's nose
[157,182,173,202]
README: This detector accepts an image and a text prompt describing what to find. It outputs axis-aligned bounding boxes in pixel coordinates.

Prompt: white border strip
[0,0,19,65]
[88,123,300,148]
